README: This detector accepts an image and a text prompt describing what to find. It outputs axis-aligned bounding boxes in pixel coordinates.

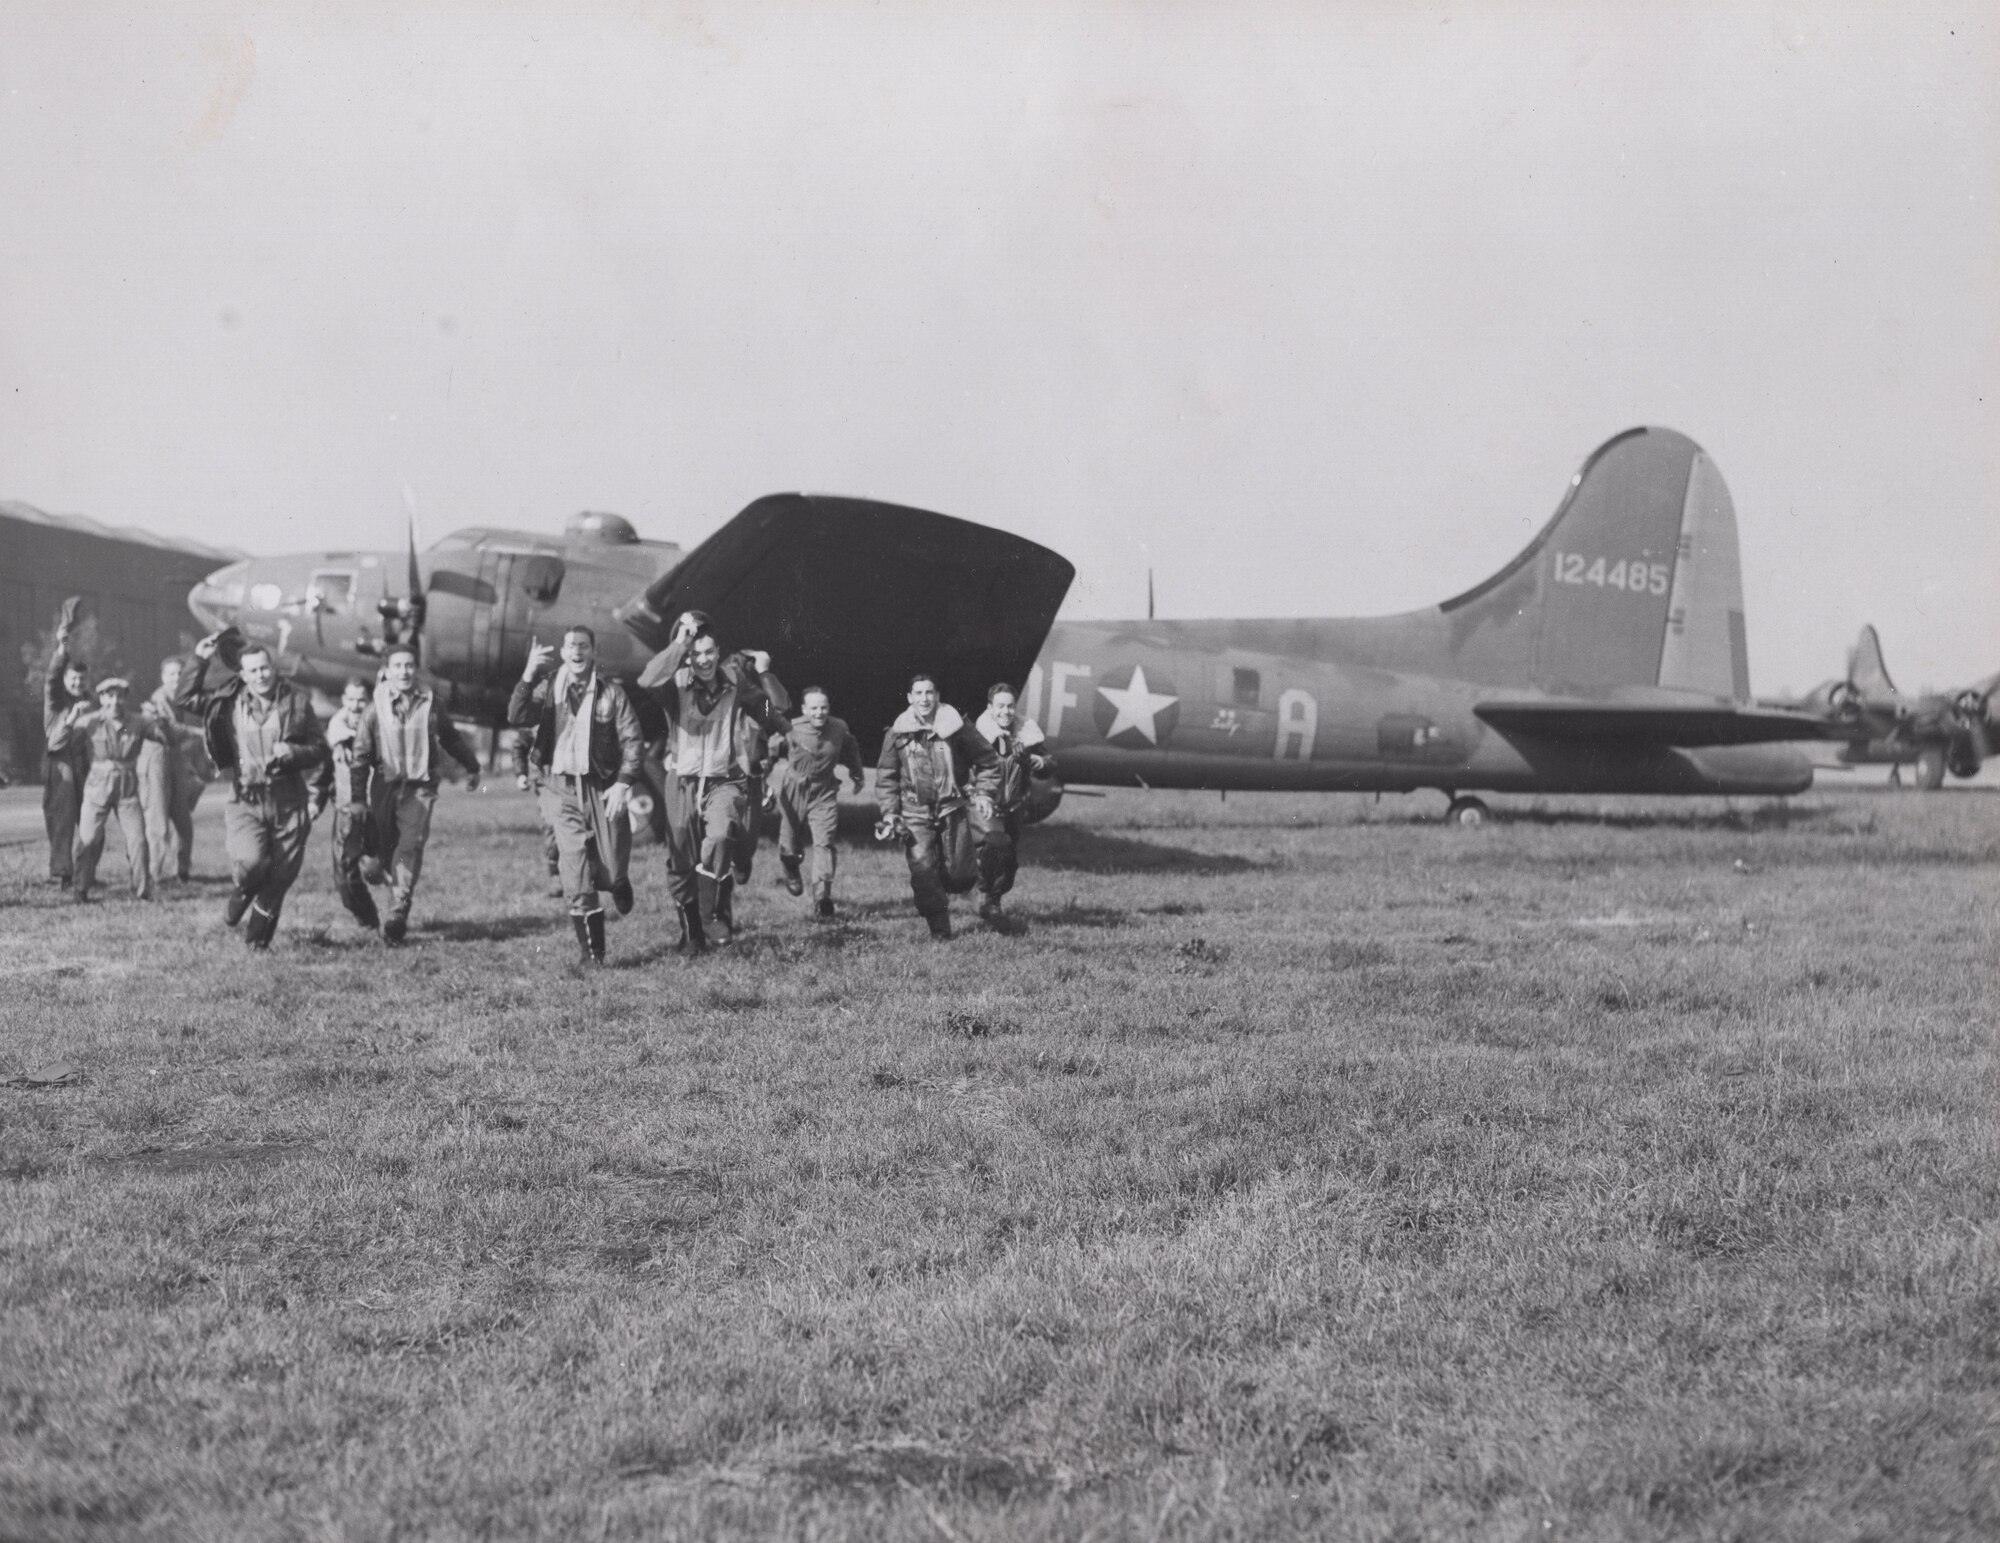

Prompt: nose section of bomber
[189,559,252,632]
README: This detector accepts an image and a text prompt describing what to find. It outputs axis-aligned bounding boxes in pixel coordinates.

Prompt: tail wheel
[1446,795,1489,827]
[1914,745,1947,791]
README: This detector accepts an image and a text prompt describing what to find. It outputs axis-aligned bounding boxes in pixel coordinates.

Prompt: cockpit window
[1233,668,1262,707]
[519,555,565,605]
[309,570,355,614]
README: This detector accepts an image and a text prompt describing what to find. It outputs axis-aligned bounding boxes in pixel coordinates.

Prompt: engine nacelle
[1022,771,1065,824]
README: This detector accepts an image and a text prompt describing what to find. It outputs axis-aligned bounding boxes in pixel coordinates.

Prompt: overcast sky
[3,1,1993,692]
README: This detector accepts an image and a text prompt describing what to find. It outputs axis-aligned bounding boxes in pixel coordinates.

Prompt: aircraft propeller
[375,486,428,661]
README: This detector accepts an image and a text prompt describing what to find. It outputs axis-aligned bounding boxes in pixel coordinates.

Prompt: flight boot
[814,884,835,922]
[780,856,805,896]
[224,887,253,928]
[243,900,279,951]
[977,894,1003,924]
[610,878,634,917]
[570,907,606,965]
[382,907,409,947]
[925,910,953,941]
[677,899,709,955]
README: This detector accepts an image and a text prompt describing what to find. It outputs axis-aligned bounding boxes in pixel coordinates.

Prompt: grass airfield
[1,781,1994,1542]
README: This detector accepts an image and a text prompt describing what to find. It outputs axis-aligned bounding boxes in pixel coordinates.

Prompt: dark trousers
[42,755,81,881]
[900,803,978,918]
[331,801,379,926]
[976,807,1022,900]
[374,781,437,921]
[224,777,313,936]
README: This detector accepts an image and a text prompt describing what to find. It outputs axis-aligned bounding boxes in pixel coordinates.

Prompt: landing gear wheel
[1915,746,1947,791]
[1445,795,1489,827]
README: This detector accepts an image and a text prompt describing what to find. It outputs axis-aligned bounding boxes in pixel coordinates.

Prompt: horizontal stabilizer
[1476,699,1835,748]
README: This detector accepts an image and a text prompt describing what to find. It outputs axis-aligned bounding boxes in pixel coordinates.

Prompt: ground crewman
[772,686,865,921]
[70,678,164,902]
[875,673,1001,940]
[508,625,645,966]
[973,681,1056,924]
[40,606,91,887]
[325,678,384,930]
[638,611,791,951]
[137,657,212,885]
[178,631,331,950]
[361,646,482,944]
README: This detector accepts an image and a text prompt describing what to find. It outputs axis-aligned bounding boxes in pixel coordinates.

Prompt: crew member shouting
[972,681,1055,924]
[178,632,331,950]
[639,612,790,951]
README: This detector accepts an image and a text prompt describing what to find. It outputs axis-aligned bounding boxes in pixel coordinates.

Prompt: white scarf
[552,665,598,777]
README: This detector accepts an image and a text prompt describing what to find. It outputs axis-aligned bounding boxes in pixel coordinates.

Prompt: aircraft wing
[614,494,1074,750]
[1475,700,1838,748]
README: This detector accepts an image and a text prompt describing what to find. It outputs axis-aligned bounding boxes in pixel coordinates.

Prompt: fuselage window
[310,571,355,614]
[1233,668,1261,707]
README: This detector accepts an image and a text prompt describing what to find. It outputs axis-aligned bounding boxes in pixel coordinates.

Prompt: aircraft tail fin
[1439,427,1751,698]
[1848,624,1896,697]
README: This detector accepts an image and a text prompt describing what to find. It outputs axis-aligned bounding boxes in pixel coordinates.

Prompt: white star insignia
[1096,665,1179,745]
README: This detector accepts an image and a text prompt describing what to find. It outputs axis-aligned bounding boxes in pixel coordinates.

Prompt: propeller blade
[401,485,427,659]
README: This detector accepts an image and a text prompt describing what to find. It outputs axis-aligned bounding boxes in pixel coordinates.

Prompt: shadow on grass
[1493,803,1838,832]
[424,914,556,944]
[1020,825,1262,875]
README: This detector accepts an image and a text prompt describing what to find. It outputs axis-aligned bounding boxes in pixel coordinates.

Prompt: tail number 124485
[1552,552,1672,594]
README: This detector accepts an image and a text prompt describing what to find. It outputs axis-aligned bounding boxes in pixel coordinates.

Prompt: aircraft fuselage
[1023,618,1812,797]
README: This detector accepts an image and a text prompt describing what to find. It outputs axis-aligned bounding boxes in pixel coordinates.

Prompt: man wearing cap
[178,631,332,950]
[325,677,384,931]
[508,625,645,966]
[771,686,866,921]
[875,673,1001,940]
[355,646,482,944]
[40,605,92,886]
[638,611,791,951]
[69,677,166,902]
[137,656,213,885]
[972,681,1056,924]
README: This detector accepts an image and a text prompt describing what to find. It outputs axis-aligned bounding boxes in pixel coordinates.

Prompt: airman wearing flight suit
[772,686,866,920]
[639,612,791,951]
[509,625,646,966]
[875,673,1001,940]
[70,678,165,902]
[178,633,332,950]
[325,678,384,930]
[361,647,483,944]
[973,681,1055,923]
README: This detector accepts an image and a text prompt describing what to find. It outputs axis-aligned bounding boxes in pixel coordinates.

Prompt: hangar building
[1,500,238,777]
